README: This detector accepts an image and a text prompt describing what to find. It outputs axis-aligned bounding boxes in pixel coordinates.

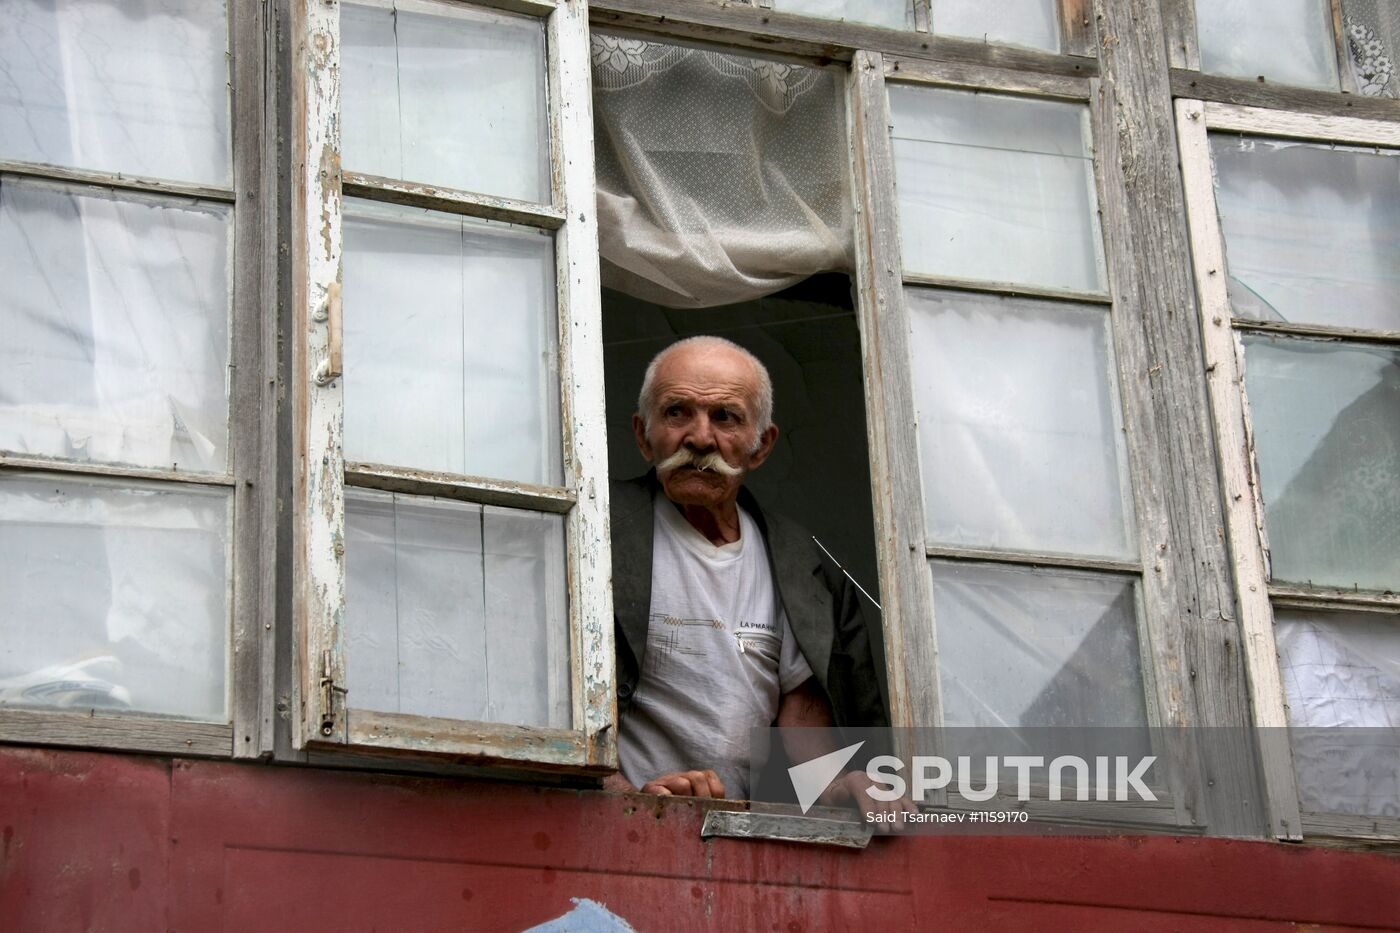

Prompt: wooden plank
[1234,319,1400,346]
[1302,811,1400,843]
[1171,69,1400,122]
[700,810,872,848]
[0,711,232,757]
[1174,97,1302,840]
[847,52,942,748]
[912,0,930,34]
[1091,0,1273,839]
[884,56,1091,100]
[290,0,347,749]
[229,0,268,761]
[0,454,236,487]
[1202,100,1400,146]
[341,709,592,769]
[549,0,617,770]
[926,545,1139,576]
[342,172,566,229]
[1330,0,1359,95]
[1059,0,1098,58]
[1158,0,1199,69]
[588,0,1099,78]
[902,272,1110,304]
[1268,585,1400,616]
[0,159,235,203]
[345,463,576,513]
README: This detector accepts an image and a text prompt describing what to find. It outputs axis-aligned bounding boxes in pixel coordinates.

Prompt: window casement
[1165,0,1399,100]
[0,0,270,757]
[1178,100,1400,841]
[290,0,614,771]
[845,54,1203,827]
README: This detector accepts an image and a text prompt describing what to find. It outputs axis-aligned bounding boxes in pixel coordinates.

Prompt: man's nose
[684,413,716,450]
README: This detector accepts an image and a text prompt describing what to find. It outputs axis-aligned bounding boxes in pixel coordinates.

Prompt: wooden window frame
[849,54,1200,827]
[0,0,274,761]
[290,0,615,773]
[1178,99,1400,842]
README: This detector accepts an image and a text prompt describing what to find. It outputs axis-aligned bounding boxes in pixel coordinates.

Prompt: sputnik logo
[788,741,865,814]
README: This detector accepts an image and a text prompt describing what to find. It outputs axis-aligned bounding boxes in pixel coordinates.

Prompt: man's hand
[640,769,727,799]
[821,770,919,834]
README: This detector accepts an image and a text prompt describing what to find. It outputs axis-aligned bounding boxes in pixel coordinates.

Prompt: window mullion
[548,0,614,767]
[291,0,347,750]
[847,50,943,743]
[1174,96,1303,840]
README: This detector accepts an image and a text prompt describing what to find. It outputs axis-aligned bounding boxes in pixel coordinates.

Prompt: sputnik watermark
[788,741,1158,816]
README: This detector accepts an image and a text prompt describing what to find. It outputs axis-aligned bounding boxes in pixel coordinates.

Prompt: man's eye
[713,409,735,423]
[665,406,684,418]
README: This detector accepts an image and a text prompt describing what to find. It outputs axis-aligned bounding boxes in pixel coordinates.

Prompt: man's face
[633,345,778,510]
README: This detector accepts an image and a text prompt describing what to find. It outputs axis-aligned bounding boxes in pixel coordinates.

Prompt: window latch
[314,281,343,386]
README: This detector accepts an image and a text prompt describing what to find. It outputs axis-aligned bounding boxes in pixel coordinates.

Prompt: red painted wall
[2,747,1397,932]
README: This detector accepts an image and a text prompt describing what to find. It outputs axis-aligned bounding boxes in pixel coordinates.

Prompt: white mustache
[656,448,744,478]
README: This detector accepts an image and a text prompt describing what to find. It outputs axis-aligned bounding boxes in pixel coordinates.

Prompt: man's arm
[777,678,917,831]
[603,769,727,798]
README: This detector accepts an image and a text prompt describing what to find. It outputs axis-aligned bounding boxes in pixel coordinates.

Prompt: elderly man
[605,335,897,813]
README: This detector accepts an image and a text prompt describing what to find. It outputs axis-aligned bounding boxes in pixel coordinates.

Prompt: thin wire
[811,535,883,613]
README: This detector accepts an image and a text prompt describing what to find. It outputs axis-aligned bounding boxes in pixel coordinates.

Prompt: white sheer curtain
[591,36,853,309]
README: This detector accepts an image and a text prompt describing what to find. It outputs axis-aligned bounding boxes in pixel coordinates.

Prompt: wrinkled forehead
[650,347,761,411]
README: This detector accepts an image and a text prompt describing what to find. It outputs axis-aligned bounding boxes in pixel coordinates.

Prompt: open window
[1179,100,1400,840]
[290,0,614,771]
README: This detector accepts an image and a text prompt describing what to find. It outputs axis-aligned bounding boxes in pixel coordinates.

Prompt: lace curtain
[591,36,853,309]
[1343,0,1400,97]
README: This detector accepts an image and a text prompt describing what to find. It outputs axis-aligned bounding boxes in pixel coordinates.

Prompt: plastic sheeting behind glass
[342,0,549,203]
[1342,0,1400,97]
[1197,0,1339,90]
[0,0,231,186]
[1212,136,1400,332]
[773,0,912,31]
[930,560,1148,729]
[908,289,1136,560]
[344,488,569,728]
[0,177,232,473]
[0,474,229,721]
[1242,336,1399,592]
[889,85,1104,293]
[342,199,560,486]
[932,0,1059,52]
[591,36,852,309]
[1277,609,1400,816]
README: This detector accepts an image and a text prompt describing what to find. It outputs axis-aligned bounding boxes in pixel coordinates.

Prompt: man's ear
[633,413,654,462]
[747,424,779,469]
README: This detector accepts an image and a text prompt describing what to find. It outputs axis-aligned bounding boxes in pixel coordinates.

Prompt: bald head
[637,336,773,437]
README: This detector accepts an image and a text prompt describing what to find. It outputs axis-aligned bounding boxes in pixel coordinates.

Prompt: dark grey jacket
[610,472,888,731]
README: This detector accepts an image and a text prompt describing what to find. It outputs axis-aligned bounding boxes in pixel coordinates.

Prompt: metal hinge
[318,650,347,737]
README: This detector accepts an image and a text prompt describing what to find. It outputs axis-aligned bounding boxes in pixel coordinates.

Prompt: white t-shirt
[619,495,814,799]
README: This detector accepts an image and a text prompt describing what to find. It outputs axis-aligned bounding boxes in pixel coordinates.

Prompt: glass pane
[344,488,569,728]
[908,289,1136,559]
[1197,0,1338,91]
[0,177,232,473]
[1276,609,1400,816]
[342,0,549,202]
[1341,0,1400,98]
[889,85,1104,293]
[930,560,1148,729]
[0,0,231,185]
[1212,136,1400,332]
[932,0,1059,52]
[1242,336,1400,592]
[342,199,560,485]
[773,0,912,31]
[0,474,229,721]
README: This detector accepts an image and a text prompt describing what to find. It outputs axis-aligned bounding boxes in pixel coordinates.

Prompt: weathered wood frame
[1177,98,1400,842]
[0,0,271,760]
[291,0,614,772]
